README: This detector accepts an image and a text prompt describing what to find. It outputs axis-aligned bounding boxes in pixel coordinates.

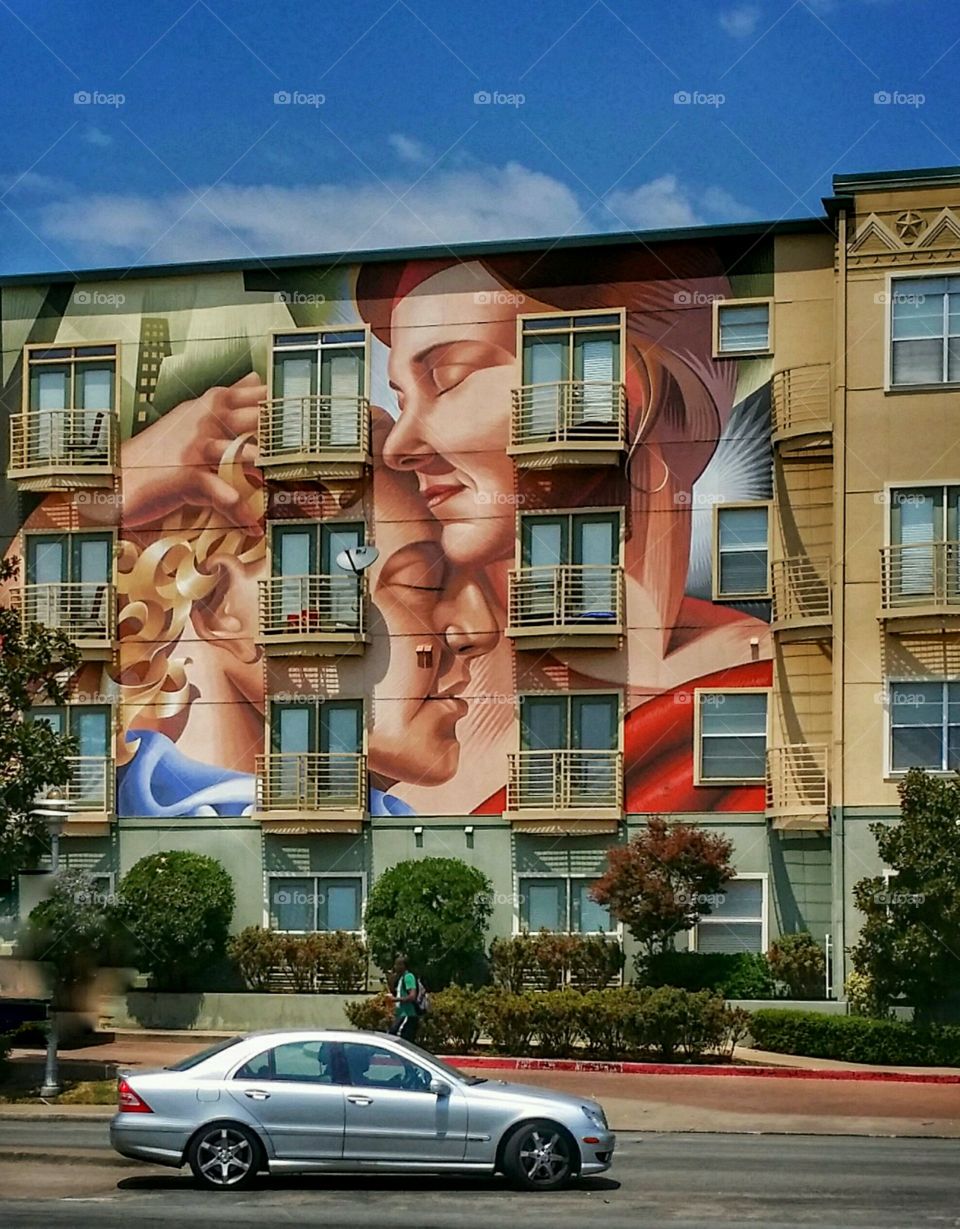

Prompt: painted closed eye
[430,364,474,395]
[377,543,445,593]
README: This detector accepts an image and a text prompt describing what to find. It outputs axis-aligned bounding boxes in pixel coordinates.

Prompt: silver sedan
[110,1029,615,1192]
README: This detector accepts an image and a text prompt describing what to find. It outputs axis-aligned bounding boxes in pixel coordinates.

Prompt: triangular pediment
[848,214,901,256]
[914,207,960,250]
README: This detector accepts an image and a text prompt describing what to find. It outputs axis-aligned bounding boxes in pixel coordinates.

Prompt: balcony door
[272,700,362,807]
[272,331,366,450]
[28,346,114,461]
[272,523,363,629]
[520,694,618,806]
[891,486,960,598]
[520,315,620,433]
[34,707,110,805]
[521,513,618,622]
[25,534,111,629]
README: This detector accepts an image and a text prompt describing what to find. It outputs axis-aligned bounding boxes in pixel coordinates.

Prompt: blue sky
[0,0,956,274]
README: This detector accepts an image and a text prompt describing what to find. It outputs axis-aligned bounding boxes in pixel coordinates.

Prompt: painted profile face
[368,415,499,787]
[383,262,545,568]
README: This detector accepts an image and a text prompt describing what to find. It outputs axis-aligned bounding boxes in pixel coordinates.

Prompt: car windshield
[389,1037,487,1085]
[166,1036,244,1072]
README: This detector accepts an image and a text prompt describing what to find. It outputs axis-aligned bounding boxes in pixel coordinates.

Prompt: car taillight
[117,1077,153,1114]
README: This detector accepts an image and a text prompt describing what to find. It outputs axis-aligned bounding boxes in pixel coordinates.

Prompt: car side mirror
[430,1078,451,1097]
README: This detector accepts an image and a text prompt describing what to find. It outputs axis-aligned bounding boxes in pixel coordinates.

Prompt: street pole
[33,794,70,1099]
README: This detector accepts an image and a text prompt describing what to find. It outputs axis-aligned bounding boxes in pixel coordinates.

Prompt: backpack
[413,975,430,1016]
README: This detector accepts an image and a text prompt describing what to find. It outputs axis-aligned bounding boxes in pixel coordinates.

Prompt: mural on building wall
[0,241,773,820]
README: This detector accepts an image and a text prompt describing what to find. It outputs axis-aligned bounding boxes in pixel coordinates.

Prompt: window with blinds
[693,878,766,954]
[715,302,771,354]
[697,691,768,782]
[715,504,770,598]
[520,312,623,426]
[890,277,960,386]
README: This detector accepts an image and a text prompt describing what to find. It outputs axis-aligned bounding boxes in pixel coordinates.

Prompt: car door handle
[242,1089,271,1101]
[347,1095,373,1105]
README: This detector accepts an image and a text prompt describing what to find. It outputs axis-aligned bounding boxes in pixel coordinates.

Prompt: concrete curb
[450,1055,960,1084]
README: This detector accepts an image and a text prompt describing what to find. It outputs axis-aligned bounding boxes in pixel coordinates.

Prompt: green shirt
[395,971,417,1017]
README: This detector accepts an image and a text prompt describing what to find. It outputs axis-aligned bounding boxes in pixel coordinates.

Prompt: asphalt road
[0,1123,957,1228]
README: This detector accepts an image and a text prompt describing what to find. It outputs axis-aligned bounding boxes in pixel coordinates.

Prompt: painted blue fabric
[369,787,416,817]
[117,729,255,818]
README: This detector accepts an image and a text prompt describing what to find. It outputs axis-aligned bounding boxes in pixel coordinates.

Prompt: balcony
[19,583,116,659]
[59,757,115,834]
[8,409,118,490]
[507,564,624,649]
[505,749,623,831]
[509,381,626,468]
[771,556,832,639]
[765,744,829,830]
[771,364,832,454]
[879,541,960,632]
[259,575,367,656]
[256,395,370,480]
[255,752,366,831]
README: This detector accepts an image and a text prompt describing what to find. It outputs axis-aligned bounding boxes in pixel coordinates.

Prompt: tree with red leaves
[591,817,735,973]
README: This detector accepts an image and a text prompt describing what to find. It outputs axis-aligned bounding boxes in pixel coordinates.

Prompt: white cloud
[719,5,762,37]
[82,127,113,148]
[33,164,757,265]
[387,134,432,165]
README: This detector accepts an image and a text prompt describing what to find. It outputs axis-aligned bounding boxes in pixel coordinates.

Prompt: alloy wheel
[517,1127,571,1185]
[195,1126,255,1187]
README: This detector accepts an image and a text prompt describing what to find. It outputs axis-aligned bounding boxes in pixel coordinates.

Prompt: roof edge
[833,165,960,193]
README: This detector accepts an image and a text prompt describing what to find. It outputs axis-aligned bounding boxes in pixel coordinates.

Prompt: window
[236,1040,338,1083]
[270,522,364,630]
[693,877,766,954]
[888,485,960,599]
[519,312,623,435]
[341,1041,432,1092]
[26,344,116,426]
[24,533,112,634]
[714,504,770,598]
[715,301,771,355]
[519,512,620,623]
[889,681,960,773]
[29,706,111,806]
[697,690,768,783]
[271,330,367,448]
[268,698,363,807]
[890,276,960,386]
[518,875,613,934]
[267,874,363,932]
[519,693,620,806]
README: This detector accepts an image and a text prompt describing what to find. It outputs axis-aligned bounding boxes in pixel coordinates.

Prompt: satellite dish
[335,544,380,575]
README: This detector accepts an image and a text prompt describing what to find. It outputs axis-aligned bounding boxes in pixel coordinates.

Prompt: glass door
[273,348,316,450]
[73,708,110,805]
[74,362,114,455]
[571,514,618,620]
[521,517,567,623]
[322,525,363,628]
[29,361,69,460]
[520,696,565,805]
[273,526,316,625]
[319,701,362,804]
[571,695,618,805]
[522,334,568,437]
[573,328,619,424]
[272,704,315,807]
[320,340,364,447]
[892,488,941,597]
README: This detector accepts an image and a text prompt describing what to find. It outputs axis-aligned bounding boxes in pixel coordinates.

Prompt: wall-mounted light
[413,825,424,835]
[464,825,474,835]
[416,643,434,668]
[413,824,424,849]
[750,636,760,662]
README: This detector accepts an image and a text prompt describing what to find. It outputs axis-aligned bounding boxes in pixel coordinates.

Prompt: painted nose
[440,579,500,657]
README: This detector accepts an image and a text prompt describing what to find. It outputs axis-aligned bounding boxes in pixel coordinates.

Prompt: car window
[342,1042,432,1092]
[235,1040,337,1084]
[167,1036,244,1072]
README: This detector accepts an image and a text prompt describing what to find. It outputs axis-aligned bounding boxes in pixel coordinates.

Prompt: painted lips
[421,482,466,509]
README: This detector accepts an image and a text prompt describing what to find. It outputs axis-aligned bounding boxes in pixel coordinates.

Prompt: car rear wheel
[188,1122,262,1191]
[502,1119,575,1191]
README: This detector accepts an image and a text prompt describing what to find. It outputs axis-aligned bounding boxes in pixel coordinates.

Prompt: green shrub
[363,858,492,989]
[279,933,319,993]
[630,985,689,1060]
[528,931,579,989]
[644,950,777,999]
[578,986,639,1055]
[529,988,584,1057]
[568,933,625,990]
[316,931,368,992]
[479,989,535,1053]
[114,851,234,991]
[344,991,393,1032]
[228,927,282,991]
[767,933,826,1000]
[489,933,534,992]
[417,986,482,1053]
[844,970,891,1019]
[750,1009,960,1066]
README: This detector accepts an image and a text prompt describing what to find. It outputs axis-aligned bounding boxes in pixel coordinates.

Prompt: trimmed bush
[344,991,393,1032]
[767,933,826,1000]
[489,934,534,992]
[490,931,625,991]
[478,989,536,1054]
[644,950,777,999]
[228,927,282,991]
[530,988,584,1057]
[844,970,891,1020]
[569,933,625,990]
[750,1009,960,1067]
[417,987,482,1054]
[114,851,234,991]
[229,928,368,993]
[318,931,368,992]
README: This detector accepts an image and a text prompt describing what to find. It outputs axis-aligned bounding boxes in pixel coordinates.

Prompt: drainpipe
[832,205,848,1001]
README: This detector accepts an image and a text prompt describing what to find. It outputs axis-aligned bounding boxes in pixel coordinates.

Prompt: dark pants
[389,1014,419,1042]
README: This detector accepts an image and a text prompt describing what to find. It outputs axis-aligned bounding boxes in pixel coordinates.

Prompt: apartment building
[1,164,956,990]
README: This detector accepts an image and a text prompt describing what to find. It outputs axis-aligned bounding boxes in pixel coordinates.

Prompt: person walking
[388,954,420,1042]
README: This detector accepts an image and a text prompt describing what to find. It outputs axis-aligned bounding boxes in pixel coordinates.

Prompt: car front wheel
[502,1119,575,1191]
[188,1122,262,1191]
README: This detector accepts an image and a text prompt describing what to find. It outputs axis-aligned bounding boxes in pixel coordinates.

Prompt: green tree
[850,768,960,1022]
[0,559,82,875]
[114,851,235,990]
[591,817,735,974]
[19,870,119,1006]
[363,857,493,988]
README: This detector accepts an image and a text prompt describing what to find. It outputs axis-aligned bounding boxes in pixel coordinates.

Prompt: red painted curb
[448,1054,960,1085]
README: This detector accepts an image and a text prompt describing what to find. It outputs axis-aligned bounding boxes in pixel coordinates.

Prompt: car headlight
[582,1104,607,1132]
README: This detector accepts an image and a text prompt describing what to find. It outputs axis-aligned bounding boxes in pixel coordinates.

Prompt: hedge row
[228,927,367,992]
[750,1009,960,1067]
[643,951,778,999]
[345,985,750,1061]
[490,932,624,991]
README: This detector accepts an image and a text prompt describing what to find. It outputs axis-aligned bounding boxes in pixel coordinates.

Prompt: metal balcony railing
[508,564,624,631]
[880,541,960,612]
[19,583,115,644]
[510,381,626,449]
[771,364,832,440]
[771,556,832,626]
[507,749,623,813]
[257,394,369,463]
[765,744,828,821]
[8,408,117,478]
[260,574,364,638]
[256,752,367,814]
[62,756,114,813]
